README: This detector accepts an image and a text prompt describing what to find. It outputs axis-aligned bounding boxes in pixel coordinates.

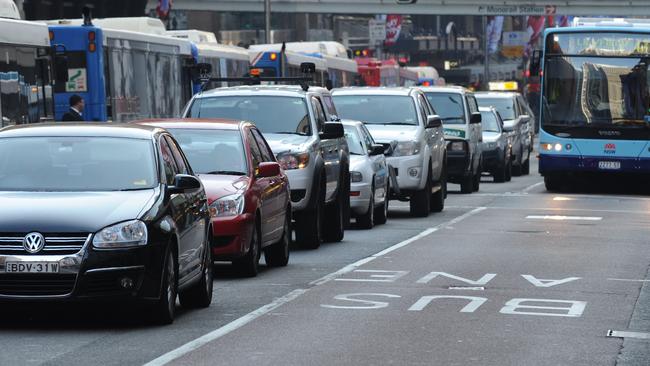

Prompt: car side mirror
[502,125,514,133]
[258,162,281,178]
[169,174,202,194]
[426,115,443,129]
[520,114,531,122]
[319,122,344,139]
[470,112,482,124]
[369,144,385,156]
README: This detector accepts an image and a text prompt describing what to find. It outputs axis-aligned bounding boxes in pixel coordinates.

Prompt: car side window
[416,94,429,124]
[251,128,274,162]
[361,126,374,151]
[246,129,263,173]
[321,94,339,120]
[311,97,327,131]
[159,137,179,184]
[164,135,190,175]
[467,95,479,114]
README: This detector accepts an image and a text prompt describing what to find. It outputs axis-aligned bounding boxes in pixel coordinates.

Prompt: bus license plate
[598,161,621,170]
[5,262,59,273]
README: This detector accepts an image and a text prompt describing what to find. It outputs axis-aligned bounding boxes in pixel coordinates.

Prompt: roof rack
[195,62,317,92]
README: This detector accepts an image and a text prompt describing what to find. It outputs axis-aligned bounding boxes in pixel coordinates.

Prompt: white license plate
[598,161,621,170]
[5,262,59,273]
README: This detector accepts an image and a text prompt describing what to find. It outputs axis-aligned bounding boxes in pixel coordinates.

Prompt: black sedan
[0,123,212,324]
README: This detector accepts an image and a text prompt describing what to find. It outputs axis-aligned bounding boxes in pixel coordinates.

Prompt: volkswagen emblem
[23,232,45,254]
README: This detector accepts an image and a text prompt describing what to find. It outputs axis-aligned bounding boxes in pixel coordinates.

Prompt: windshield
[476,97,516,120]
[168,129,247,175]
[188,96,312,135]
[0,137,156,191]
[542,55,650,127]
[424,93,466,124]
[333,95,419,125]
[343,125,366,155]
[480,111,501,132]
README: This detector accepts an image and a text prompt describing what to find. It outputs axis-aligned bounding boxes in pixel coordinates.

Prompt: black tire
[505,157,512,182]
[151,249,177,325]
[295,202,323,249]
[493,157,507,183]
[233,223,260,277]
[264,210,291,267]
[356,187,374,229]
[323,188,345,242]
[512,150,523,176]
[522,152,531,175]
[409,168,431,217]
[295,177,324,250]
[342,169,351,228]
[460,172,473,194]
[544,175,562,192]
[472,162,481,192]
[179,238,213,309]
[430,166,445,213]
[374,180,389,225]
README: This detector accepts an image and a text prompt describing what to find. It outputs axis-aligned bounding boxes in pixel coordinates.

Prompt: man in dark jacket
[61,95,85,121]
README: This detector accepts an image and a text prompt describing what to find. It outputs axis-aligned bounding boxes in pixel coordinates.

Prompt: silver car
[479,107,512,182]
[342,120,390,229]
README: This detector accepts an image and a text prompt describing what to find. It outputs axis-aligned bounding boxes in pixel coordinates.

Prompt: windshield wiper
[368,122,415,126]
[203,171,247,176]
[349,152,364,155]
[273,131,308,136]
[442,116,464,121]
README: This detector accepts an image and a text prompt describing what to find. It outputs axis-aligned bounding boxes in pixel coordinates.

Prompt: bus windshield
[542,32,650,128]
[543,55,650,127]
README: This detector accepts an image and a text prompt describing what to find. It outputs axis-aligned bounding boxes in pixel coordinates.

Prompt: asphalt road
[2,157,650,366]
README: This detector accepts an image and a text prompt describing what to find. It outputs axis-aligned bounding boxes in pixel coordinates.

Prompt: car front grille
[0,233,91,255]
[0,274,76,296]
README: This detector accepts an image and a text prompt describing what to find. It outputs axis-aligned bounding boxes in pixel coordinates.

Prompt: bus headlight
[541,143,563,152]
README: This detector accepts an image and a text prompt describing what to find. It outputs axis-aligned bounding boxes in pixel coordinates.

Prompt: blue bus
[536,18,650,190]
[47,17,195,122]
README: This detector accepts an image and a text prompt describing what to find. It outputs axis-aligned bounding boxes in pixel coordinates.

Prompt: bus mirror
[325,79,333,90]
[530,50,542,76]
[300,62,316,74]
[192,63,212,80]
[36,58,50,85]
[54,55,69,83]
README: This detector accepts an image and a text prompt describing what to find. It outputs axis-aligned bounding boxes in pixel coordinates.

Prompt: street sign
[368,19,386,43]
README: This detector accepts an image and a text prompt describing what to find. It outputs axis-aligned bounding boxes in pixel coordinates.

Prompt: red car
[137,119,291,277]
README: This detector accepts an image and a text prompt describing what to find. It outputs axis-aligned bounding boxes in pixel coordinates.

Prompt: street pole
[483,15,489,90]
[264,0,271,43]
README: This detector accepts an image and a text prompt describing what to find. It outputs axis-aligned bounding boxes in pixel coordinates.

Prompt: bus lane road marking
[144,207,487,366]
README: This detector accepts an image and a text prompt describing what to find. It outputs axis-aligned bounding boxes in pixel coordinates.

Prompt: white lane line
[143,289,308,366]
[522,181,544,193]
[606,330,650,340]
[311,206,487,286]
[607,278,650,282]
[145,206,487,366]
[526,215,602,221]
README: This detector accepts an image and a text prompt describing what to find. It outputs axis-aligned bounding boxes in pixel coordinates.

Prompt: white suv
[332,87,447,217]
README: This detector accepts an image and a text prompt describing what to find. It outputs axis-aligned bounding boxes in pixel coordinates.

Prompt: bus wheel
[544,175,563,192]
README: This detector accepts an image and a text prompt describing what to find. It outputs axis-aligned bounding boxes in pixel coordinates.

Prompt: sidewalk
[617,264,650,365]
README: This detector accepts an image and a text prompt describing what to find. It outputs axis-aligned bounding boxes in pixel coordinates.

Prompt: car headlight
[93,220,148,248]
[350,171,363,182]
[448,141,467,152]
[276,152,309,170]
[484,142,497,150]
[209,193,245,217]
[393,141,421,157]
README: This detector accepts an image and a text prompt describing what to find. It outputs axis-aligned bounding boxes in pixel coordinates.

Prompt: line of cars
[0,76,536,324]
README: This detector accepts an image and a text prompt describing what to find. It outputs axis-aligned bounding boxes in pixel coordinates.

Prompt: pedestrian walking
[61,94,85,121]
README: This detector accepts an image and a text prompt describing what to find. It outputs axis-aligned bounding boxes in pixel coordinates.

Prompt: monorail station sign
[478,4,558,15]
